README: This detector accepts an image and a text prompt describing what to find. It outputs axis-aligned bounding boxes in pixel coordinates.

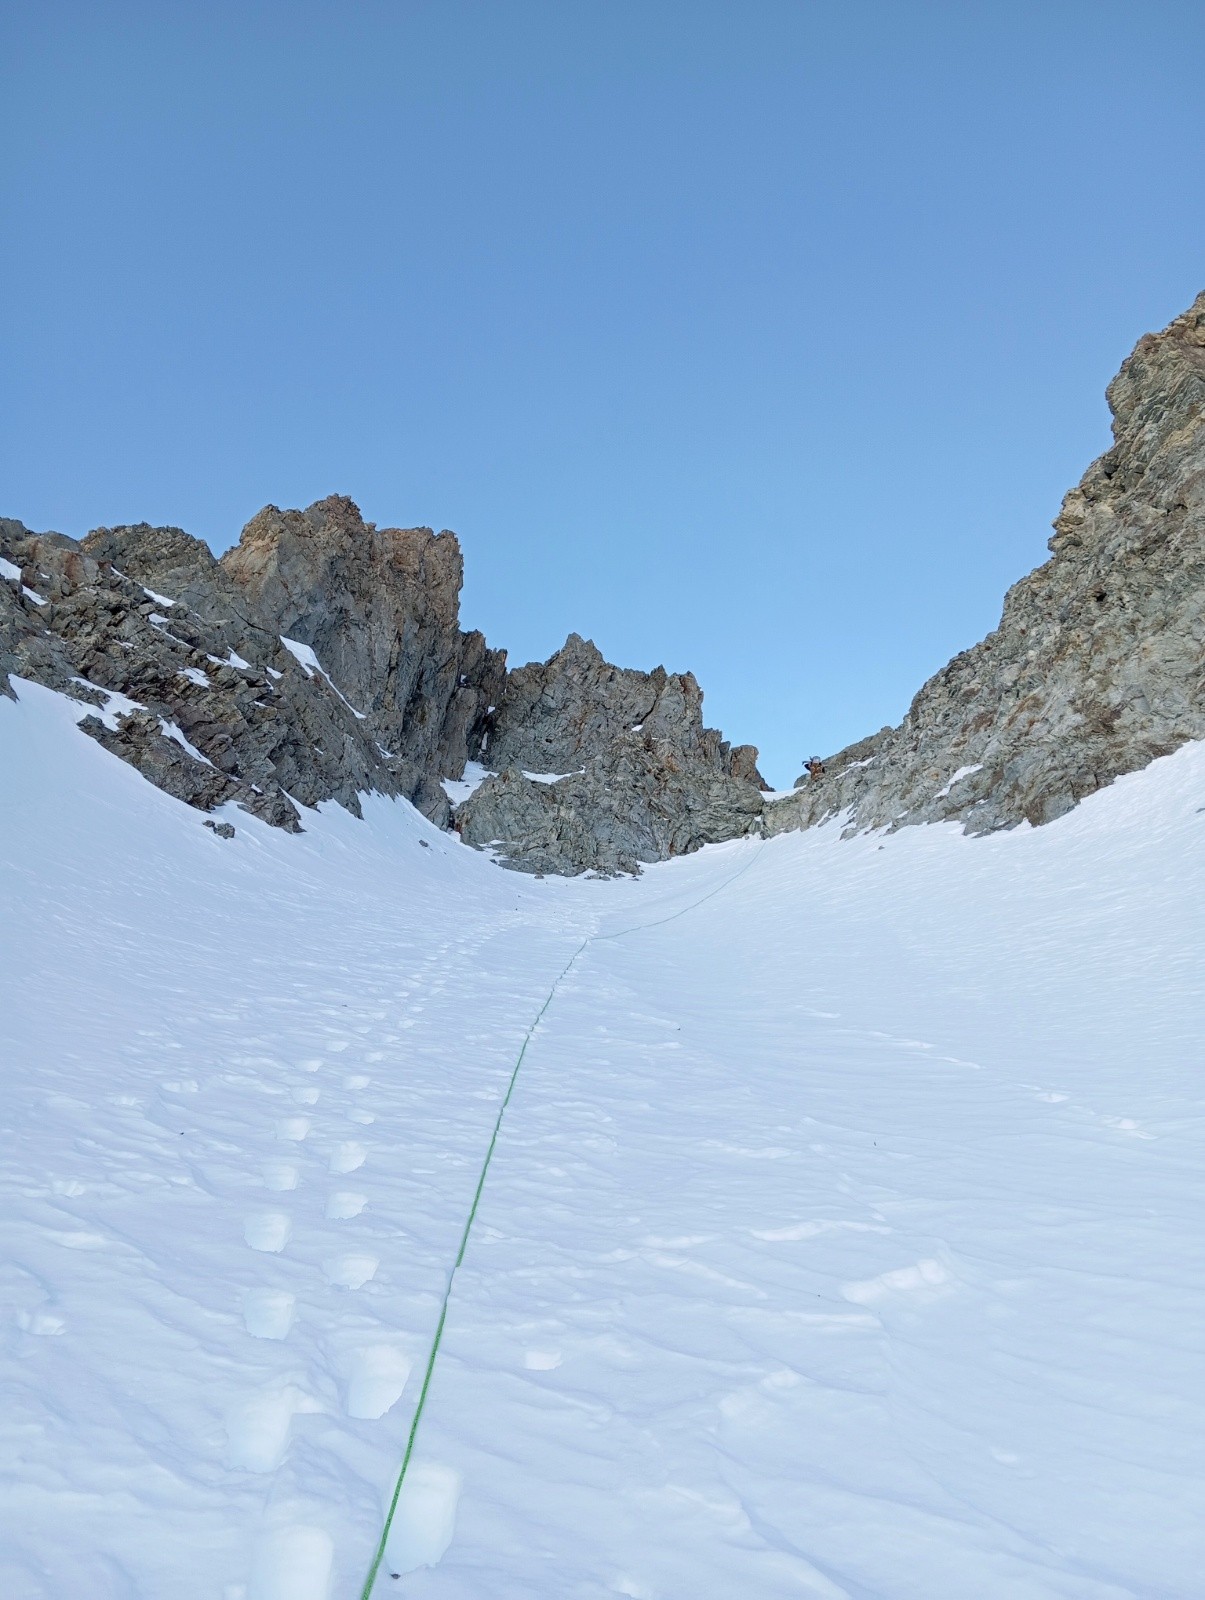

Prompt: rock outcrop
[454,633,766,874]
[219,498,505,799]
[765,291,1205,839]
[1,500,763,867]
[0,498,503,833]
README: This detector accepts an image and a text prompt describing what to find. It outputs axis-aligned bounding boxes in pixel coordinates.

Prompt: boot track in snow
[359,846,765,1596]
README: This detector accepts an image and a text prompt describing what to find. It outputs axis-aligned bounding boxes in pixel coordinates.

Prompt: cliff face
[0,499,763,867]
[767,292,1205,840]
[220,497,505,791]
[454,633,766,875]
[0,497,503,832]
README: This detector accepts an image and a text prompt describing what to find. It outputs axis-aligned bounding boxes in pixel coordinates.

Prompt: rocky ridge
[5,293,1204,872]
[0,498,764,869]
[766,291,1205,840]
[0,498,500,833]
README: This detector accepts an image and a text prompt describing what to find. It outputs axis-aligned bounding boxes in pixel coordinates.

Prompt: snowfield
[3,677,1204,1599]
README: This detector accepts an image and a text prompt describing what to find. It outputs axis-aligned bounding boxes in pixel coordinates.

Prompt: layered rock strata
[766,292,1205,839]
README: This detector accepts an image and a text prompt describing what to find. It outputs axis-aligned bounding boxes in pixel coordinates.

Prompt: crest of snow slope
[2,677,1204,1600]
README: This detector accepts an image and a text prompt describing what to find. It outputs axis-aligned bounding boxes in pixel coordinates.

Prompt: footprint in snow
[247,1527,333,1600]
[45,1229,107,1249]
[383,1463,461,1575]
[329,1141,367,1174]
[841,1257,951,1304]
[225,1386,321,1473]
[244,1212,292,1252]
[243,1289,295,1340]
[323,1252,378,1289]
[345,1344,413,1418]
[19,1310,67,1336]
[325,1191,367,1219]
[262,1161,299,1191]
[524,1349,562,1371]
[276,1116,311,1142]
[292,1086,320,1105]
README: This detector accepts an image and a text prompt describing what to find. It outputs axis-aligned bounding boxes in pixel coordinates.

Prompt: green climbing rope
[359,843,763,1596]
[358,939,588,1598]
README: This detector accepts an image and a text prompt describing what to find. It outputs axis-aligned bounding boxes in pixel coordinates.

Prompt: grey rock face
[1,520,400,829]
[81,496,506,825]
[219,497,505,788]
[0,498,503,832]
[3,501,762,869]
[455,633,767,874]
[766,291,1205,841]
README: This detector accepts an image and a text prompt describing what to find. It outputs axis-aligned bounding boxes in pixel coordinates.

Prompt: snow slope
[2,678,1204,1599]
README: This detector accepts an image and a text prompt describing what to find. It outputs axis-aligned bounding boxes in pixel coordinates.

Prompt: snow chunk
[206,651,250,671]
[280,636,321,677]
[69,677,144,729]
[0,557,20,582]
[442,761,493,805]
[23,586,47,606]
[142,585,177,609]
[935,763,984,799]
[158,719,216,768]
[177,667,210,688]
[280,636,367,718]
[523,769,583,784]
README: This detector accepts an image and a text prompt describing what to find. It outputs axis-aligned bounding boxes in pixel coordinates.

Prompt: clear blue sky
[4,2,1203,784]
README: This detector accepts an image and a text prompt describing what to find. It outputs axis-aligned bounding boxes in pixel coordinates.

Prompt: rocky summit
[4,293,1205,872]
